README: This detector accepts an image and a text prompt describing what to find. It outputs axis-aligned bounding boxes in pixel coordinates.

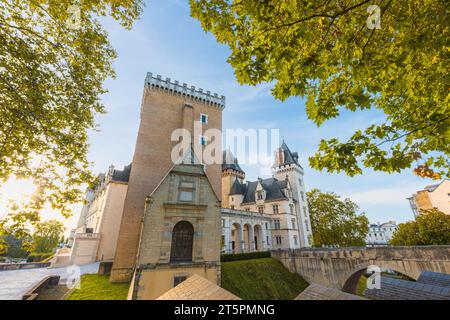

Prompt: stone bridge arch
[271,246,450,291]
[341,262,417,294]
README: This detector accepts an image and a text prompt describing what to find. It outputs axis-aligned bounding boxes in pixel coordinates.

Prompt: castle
[60,73,312,299]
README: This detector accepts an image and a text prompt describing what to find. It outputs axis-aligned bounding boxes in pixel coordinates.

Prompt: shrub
[221,251,270,262]
[26,252,54,262]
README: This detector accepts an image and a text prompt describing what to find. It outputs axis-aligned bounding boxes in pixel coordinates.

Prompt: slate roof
[230,178,247,195]
[417,271,450,288]
[156,274,241,300]
[222,149,244,173]
[230,177,289,203]
[111,164,132,182]
[364,275,450,300]
[278,141,301,168]
[295,283,365,300]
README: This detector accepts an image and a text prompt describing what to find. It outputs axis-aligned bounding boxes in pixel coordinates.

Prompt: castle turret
[222,149,245,208]
[272,141,312,247]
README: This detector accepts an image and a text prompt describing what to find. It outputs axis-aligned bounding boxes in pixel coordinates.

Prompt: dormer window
[257,191,264,200]
[200,113,208,124]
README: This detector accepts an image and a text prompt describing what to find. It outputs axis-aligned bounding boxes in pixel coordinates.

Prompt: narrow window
[200,113,208,124]
[199,135,207,146]
[272,204,279,214]
[274,219,280,230]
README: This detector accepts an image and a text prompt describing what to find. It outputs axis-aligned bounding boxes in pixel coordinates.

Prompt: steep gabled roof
[279,141,301,167]
[230,178,246,195]
[241,177,288,204]
[222,149,244,174]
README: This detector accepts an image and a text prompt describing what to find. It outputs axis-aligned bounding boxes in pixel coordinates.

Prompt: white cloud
[344,185,421,205]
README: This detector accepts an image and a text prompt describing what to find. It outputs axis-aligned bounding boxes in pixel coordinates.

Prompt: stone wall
[271,246,450,291]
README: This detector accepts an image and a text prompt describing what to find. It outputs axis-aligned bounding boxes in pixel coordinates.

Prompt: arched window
[170,221,194,263]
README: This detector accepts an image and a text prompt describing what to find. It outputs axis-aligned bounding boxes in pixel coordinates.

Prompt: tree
[390,209,450,245]
[31,220,64,253]
[307,189,369,247]
[0,1,143,235]
[191,0,450,179]
[1,233,30,258]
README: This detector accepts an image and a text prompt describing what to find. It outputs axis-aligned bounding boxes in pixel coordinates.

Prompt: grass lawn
[67,274,130,300]
[221,257,309,300]
[356,274,368,297]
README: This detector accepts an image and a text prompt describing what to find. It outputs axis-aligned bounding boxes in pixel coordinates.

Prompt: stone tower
[110,73,224,282]
[272,141,312,247]
[221,149,245,208]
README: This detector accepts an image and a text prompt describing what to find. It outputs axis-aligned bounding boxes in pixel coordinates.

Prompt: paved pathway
[0,262,99,300]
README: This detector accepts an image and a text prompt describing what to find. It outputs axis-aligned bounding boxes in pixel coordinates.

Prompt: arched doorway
[231,223,242,253]
[170,221,194,263]
[253,224,263,251]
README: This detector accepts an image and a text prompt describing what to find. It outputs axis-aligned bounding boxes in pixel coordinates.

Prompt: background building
[366,221,398,246]
[52,165,130,267]
[407,179,450,218]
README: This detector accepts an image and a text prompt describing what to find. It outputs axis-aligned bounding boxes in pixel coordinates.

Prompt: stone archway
[170,221,194,263]
[230,223,242,253]
[341,263,418,294]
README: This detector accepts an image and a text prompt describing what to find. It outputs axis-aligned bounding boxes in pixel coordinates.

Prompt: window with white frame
[200,113,208,124]
[291,218,296,229]
[293,235,298,245]
[289,204,294,214]
[300,191,305,201]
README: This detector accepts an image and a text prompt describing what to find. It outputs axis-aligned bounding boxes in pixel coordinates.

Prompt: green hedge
[26,252,54,262]
[221,251,270,262]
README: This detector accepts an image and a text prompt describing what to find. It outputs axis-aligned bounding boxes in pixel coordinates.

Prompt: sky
[0,0,437,232]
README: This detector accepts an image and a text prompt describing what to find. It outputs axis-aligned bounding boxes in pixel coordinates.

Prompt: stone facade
[52,165,130,267]
[129,162,221,300]
[221,208,272,253]
[111,73,224,282]
[221,143,312,250]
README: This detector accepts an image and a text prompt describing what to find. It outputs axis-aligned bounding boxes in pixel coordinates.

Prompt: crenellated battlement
[145,72,225,109]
